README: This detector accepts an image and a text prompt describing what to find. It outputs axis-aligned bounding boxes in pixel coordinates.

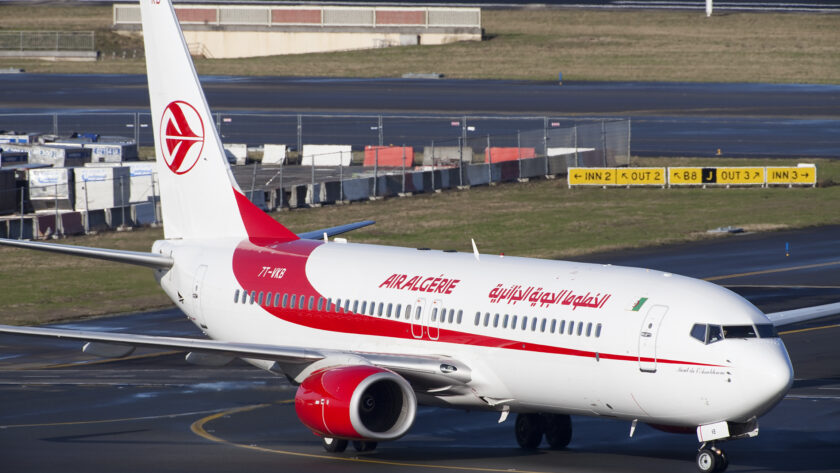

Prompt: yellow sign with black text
[716,167,765,185]
[766,167,817,185]
[568,168,617,186]
[669,167,704,185]
[615,168,666,186]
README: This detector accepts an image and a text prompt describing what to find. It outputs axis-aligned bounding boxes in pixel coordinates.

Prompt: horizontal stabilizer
[297,220,375,240]
[0,238,173,269]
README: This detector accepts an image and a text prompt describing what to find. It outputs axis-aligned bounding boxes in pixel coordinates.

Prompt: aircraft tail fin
[140,0,297,243]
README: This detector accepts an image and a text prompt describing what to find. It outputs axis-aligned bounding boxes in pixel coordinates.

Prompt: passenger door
[638,305,668,373]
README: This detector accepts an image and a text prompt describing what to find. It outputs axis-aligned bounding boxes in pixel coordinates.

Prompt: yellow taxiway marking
[191,401,550,473]
[704,260,840,282]
[779,324,840,336]
[0,407,230,429]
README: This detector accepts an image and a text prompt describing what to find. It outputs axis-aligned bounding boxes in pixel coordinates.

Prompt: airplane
[0,1,835,472]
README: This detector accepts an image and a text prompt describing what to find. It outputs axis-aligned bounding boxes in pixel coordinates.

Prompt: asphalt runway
[1,227,839,473]
[0,75,838,158]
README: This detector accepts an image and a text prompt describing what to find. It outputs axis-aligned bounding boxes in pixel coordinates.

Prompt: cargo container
[1,143,90,167]
[0,169,16,215]
[0,131,41,144]
[28,167,75,211]
[74,166,130,211]
[0,150,28,166]
[302,145,352,166]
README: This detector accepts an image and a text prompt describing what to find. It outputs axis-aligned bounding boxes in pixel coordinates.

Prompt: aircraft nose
[751,343,793,415]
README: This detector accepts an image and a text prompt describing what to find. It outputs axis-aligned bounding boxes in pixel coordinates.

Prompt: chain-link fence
[0,31,94,51]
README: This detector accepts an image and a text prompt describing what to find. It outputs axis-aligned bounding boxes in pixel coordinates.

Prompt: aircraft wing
[296,220,375,240]
[0,324,471,389]
[765,302,840,327]
[0,238,173,269]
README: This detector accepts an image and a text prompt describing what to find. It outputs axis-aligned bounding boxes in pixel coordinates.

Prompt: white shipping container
[262,144,287,165]
[128,162,159,203]
[28,167,75,210]
[0,132,41,144]
[74,166,131,211]
[302,145,352,166]
[86,142,139,163]
[224,143,248,165]
[3,143,89,167]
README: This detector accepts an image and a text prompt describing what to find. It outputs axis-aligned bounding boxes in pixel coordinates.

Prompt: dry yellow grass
[0,6,837,83]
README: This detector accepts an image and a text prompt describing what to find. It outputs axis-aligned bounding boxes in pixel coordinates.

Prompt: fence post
[339,157,343,202]
[310,154,315,204]
[517,130,522,180]
[83,182,90,233]
[54,182,59,238]
[251,161,258,200]
[430,140,435,191]
[378,115,383,146]
[297,114,302,159]
[601,120,607,167]
[19,186,24,240]
[458,136,463,187]
[150,173,159,225]
[574,125,579,167]
[543,116,549,175]
[215,112,221,132]
[486,134,491,184]
[53,113,58,135]
[134,112,140,144]
[627,118,632,166]
[373,147,378,197]
[401,145,406,194]
[119,176,126,228]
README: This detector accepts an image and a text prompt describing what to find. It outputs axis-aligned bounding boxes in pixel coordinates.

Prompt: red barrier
[364,146,414,167]
[484,147,536,163]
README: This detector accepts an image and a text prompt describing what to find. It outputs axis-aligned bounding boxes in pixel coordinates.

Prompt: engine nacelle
[295,365,417,441]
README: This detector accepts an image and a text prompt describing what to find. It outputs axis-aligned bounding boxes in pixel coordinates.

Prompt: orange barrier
[484,147,536,163]
[364,146,414,167]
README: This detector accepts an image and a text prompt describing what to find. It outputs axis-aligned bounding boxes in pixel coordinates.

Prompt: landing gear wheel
[543,414,572,449]
[321,437,348,453]
[515,413,544,449]
[352,441,378,452]
[696,447,728,473]
[696,449,717,473]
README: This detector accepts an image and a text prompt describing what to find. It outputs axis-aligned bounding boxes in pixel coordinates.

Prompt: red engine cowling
[294,365,417,441]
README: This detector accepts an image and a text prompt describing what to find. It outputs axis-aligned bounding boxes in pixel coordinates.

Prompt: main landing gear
[320,437,378,453]
[514,413,572,450]
[696,443,728,473]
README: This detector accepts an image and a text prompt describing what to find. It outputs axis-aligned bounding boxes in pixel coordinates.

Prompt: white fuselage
[153,237,793,429]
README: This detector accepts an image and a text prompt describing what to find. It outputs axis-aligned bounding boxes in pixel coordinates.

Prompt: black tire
[352,441,378,452]
[696,449,718,473]
[544,414,572,449]
[321,437,348,453]
[515,413,544,449]
[715,450,729,473]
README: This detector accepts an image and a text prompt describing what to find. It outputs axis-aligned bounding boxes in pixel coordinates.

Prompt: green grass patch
[2,157,837,325]
[0,6,837,83]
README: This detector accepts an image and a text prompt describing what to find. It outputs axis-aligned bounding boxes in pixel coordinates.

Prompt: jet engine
[294,365,417,441]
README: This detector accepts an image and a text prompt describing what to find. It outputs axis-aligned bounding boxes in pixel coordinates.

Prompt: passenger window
[449,309,455,324]
[586,322,592,337]
[475,312,481,326]
[396,304,402,318]
[360,301,367,314]
[282,293,289,308]
[595,323,602,337]
[353,300,359,313]
[503,314,509,328]
[577,323,583,336]
[521,316,528,330]
[317,298,323,311]
[559,320,566,334]
[369,301,376,316]
[405,304,411,320]
[568,321,575,335]
[308,296,314,310]
[250,291,256,304]
[550,319,556,333]
[493,313,499,327]
[483,313,490,327]
[233,289,239,303]
[257,292,263,305]
[377,302,383,317]
[531,318,537,331]
[540,319,547,332]
[415,306,422,320]
[387,303,393,317]
[274,293,280,307]
[266,292,272,307]
[457,310,463,324]
[298,295,305,310]
[432,308,438,322]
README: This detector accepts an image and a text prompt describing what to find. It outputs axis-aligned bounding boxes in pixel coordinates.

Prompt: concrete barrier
[245,189,267,211]
[106,207,132,228]
[485,147,536,163]
[263,144,287,165]
[492,161,519,182]
[224,143,248,165]
[34,213,57,239]
[131,202,157,226]
[341,177,370,202]
[302,145,352,166]
[8,216,33,240]
[84,209,109,232]
[319,180,342,204]
[520,156,546,179]
[60,211,85,235]
[465,163,490,186]
[0,219,7,238]
[547,154,572,175]
[305,184,321,206]
[423,146,472,166]
[363,146,414,167]
[288,184,308,208]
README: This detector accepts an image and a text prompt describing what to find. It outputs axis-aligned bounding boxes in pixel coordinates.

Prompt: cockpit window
[691,323,768,344]
[722,325,757,339]
[756,324,779,338]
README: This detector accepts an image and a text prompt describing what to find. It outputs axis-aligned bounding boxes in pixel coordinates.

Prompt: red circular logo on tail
[160,100,205,175]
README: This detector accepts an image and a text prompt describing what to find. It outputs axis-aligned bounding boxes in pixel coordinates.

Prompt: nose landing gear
[696,443,728,473]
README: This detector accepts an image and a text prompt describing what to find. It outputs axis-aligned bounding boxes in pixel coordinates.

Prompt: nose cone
[747,342,794,417]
